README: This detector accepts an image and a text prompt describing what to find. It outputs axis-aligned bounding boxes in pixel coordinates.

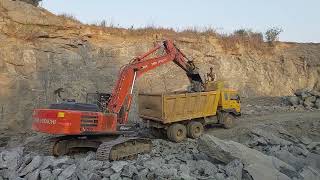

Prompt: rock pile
[246,125,320,180]
[199,122,320,180]
[288,89,320,109]
[1,120,320,180]
[199,129,320,180]
[0,139,243,180]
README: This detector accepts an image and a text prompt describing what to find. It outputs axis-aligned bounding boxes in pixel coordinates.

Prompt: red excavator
[32,39,204,160]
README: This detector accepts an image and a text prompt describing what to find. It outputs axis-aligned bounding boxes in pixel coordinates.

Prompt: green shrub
[265,27,283,43]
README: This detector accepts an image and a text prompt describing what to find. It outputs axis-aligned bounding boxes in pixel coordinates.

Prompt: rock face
[0,0,320,130]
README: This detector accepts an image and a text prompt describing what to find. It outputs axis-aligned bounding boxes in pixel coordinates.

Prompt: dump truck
[139,81,241,142]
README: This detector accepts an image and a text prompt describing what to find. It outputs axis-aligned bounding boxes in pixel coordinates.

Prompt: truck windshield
[230,93,240,101]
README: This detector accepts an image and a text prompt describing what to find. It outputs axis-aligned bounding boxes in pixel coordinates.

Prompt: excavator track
[26,135,152,161]
[96,137,152,161]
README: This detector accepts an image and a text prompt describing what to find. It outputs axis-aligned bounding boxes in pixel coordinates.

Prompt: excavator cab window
[86,92,111,112]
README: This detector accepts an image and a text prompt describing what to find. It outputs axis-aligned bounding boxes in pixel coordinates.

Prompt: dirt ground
[206,96,320,142]
[207,111,320,141]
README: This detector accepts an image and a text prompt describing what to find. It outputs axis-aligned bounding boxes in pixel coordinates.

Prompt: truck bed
[138,91,220,124]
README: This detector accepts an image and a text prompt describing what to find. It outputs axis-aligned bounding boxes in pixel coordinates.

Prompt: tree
[265,27,283,43]
[17,0,42,6]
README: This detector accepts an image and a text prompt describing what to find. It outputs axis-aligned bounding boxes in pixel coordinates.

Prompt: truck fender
[220,109,241,117]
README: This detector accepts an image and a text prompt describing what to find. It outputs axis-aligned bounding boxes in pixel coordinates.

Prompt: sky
[41,0,320,43]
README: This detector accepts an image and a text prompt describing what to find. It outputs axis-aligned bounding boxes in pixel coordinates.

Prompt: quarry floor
[0,96,319,149]
[0,96,319,180]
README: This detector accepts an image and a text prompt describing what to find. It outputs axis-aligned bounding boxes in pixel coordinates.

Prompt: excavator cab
[86,92,111,112]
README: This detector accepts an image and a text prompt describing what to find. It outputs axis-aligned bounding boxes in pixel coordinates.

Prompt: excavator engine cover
[32,109,117,135]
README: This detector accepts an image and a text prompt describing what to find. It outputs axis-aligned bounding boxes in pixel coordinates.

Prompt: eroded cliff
[0,0,319,129]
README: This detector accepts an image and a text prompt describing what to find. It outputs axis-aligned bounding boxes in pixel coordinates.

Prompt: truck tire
[187,121,204,139]
[167,123,187,142]
[222,113,235,129]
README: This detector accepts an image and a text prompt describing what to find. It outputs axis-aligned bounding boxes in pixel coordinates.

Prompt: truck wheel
[167,124,187,142]
[187,121,204,139]
[222,113,235,129]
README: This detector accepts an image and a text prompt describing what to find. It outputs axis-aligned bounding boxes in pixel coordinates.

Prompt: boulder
[307,142,320,151]
[100,168,114,178]
[76,169,92,180]
[306,96,317,103]
[19,155,42,176]
[315,99,320,109]
[179,164,191,178]
[142,157,165,171]
[110,172,121,180]
[25,169,40,180]
[294,89,309,96]
[121,164,138,178]
[0,147,24,170]
[290,144,309,157]
[52,156,72,167]
[87,173,101,180]
[288,96,300,106]
[250,128,292,146]
[52,168,63,177]
[132,168,149,180]
[198,135,298,180]
[300,166,320,180]
[78,160,103,171]
[17,154,33,172]
[111,161,128,173]
[39,156,55,170]
[102,161,111,169]
[0,169,19,179]
[301,92,311,100]
[187,160,218,178]
[225,159,244,180]
[305,153,320,172]
[304,96,316,108]
[273,150,305,170]
[84,152,96,161]
[57,164,77,180]
[154,166,178,179]
[310,90,320,97]
[40,169,52,180]
[300,137,313,145]
[299,99,305,105]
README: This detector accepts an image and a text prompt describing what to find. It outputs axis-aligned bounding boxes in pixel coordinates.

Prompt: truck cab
[220,89,241,116]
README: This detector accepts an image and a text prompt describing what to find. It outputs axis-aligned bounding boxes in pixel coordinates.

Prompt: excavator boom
[107,39,203,124]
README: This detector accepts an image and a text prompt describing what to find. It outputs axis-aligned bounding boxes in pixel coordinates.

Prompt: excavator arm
[107,39,203,124]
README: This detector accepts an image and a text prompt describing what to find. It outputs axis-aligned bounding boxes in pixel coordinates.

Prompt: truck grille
[81,115,98,127]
